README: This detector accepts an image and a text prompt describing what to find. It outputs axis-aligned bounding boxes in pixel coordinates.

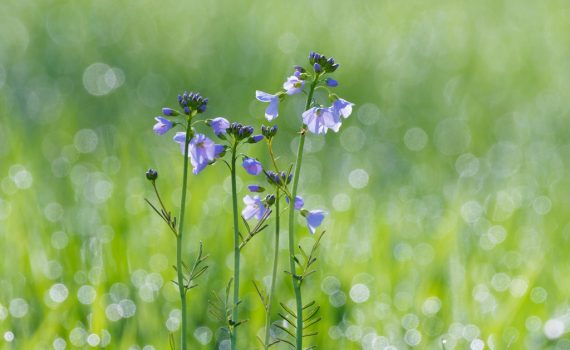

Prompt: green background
[1,0,570,349]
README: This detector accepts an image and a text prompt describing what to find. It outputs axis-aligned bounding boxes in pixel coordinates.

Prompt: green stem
[288,75,319,349]
[177,120,193,350]
[230,143,240,350]
[264,190,280,349]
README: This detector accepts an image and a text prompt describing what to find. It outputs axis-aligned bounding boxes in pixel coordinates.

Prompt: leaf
[280,302,297,319]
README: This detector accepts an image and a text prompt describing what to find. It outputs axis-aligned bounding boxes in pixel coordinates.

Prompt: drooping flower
[302,107,341,135]
[332,98,354,119]
[173,133,224,174]
[286,196,304,210]
[283,75,305,95]
[256,91,279,121]
[243,157,263,176]
[242,195,266,220]
[305,210,326,235]
[208,117,230,136]
[153,117,173,135]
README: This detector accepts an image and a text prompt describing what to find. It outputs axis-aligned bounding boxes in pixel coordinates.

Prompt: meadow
[1,0,570,349]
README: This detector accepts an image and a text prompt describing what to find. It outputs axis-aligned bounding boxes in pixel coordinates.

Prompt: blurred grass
[1,0,570,349]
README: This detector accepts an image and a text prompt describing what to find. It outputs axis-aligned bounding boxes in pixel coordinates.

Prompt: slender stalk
[288,75,319,349]
[264,190,280,349]
[230,143,240,350]
[176,120,193,350]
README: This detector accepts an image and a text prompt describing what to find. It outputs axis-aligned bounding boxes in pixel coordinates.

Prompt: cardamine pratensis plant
[251,52,354,349]
[145,91,224,350]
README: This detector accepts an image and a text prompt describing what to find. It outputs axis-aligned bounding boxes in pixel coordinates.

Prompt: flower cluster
[178,91,208,115]
[256,51,354,135]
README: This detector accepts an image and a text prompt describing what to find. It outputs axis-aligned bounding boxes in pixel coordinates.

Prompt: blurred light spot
[137,73,170,107]
[533,196,552,215]
[74,129,98,153]
[348,169,369,189]
[349,284,370,303]
[414,243,435,265]
[544,319,565,339]
[404,329,422,346]
[455,153,479,177]
[472,284,490,303]
[3,331,14,342]
[87,334,100,347]
[0,303,7,320]
[101,329,111,347]
[51,157,71,178]
[70,327,87,347]
[44,202,64,222]
[402,314,419,330]
[394,243,413,262]
[470,339,485,350]
[422,297,441,316]
[83,63,124,96]
[49,283,69,303]
[53,337,67,350]
[404,127,428,151]
[10,165,33,189]
[166,309,182,331]
[278,32,298,54]
[194,326,213,345]
[51,231,69,249]
[491,273,511,292]
[487,142,522,177]
[321,276,341,295]
[332,193,351,212]
[150,254,168,272]
[357,103,380,126]
[493,192,516,221]
[509,277,528,297]
[463,324,480,341]
[119,299,136,317]
[43,260,62,280]
[143,346,156,350]
[328,325,343,340]
[346,325,363,341]
[526,316,542,332]
[102,156,121,174]
[461,200,484,223]
[530,287,547,304]
[340,126,366,152]
[329,290,346,308]
[9,298,28,318]
[105,304,122,322]
[434,119,471,156]
[223,175,243,194]
[77,285,97,305]
[97,225,115,243]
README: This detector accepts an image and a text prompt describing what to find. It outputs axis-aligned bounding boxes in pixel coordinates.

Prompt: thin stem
[288,74,319,349]
[264,190,280,349]
[230,143,240,350]
[176,120,193,350]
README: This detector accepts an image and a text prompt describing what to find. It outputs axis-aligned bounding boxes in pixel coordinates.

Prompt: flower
[178,91,208,115]
[153,117,173,135]
[248,135,264,143]
[302,107,341,134]
[332,98,354,119]
[248,185,265,193]
[173,133,224,174]
[243,157,263,175]
[162,107,179,116]
[326,78,338,87]
[256,91,279,121]
[286,196,304,210]
[305,210,326,235]
[208,117,230,136]
[283,75,304,95]
[242,195,266,220]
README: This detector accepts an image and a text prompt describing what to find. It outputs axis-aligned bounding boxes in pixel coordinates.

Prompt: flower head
[305,210,326,235]
[242,195,267,220]
[174,133,224,174]
[207,117,230,136]
[178,91,208,115]
[256,91,279,121]
[302,107,341,135]
[153,117,173,135]
[309,52,339,73]
[243,157,263,175]
[286,196,304,210]
[283,75,305,95]
[332,97,354,119]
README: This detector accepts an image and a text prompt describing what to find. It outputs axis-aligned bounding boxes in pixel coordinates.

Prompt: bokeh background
[1,0,570,349]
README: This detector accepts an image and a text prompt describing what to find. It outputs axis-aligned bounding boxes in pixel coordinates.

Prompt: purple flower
[326,78,338,87]
[286,196,304,210]
[153,117,173,135]
[162,107,179,116]
[256,91,279,121]
[248,135,264,143]
[173,133,224,174]
[208,117,230,136]
[243,157,263,175]
[242,195,267,220]
[306,210,326,235]
[283,75,305,95]
[313,63,322,73]
[248,185,265,193]
[332,98,354,118]
[302,107,341,135]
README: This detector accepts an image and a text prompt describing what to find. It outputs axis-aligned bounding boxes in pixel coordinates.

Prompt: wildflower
[261,125,278,139]
[242,195,267,220]
[243,157,263,176]
[208,117,230,136]
[309,52,339,73]
[293,66,305,77]
[332,97,354,119]
[178,91,208,115]
[248,135,264,143]
[286,196,304,210]
[153,117,173,135]
[256,91,279,121]
[283,75,304,95]
[305,210,326,235]
[302,107,341,134]
[162,107,179,116]
[145,168,158,181]
[248,185,265,193]
[173,133,224,174]
[326,78,338,87]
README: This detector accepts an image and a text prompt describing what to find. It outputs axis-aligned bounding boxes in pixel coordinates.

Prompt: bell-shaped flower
[332,98,354,119]
[302,107,341,135]
[173,133,224,174]
[256,91,279,121]
[242,195,267,220]
[305,210,326,235]
[243,157,263,175]
[208,117,230,136]
[286,196,305,210]
[283,75,304,95]
[153,117,173,135]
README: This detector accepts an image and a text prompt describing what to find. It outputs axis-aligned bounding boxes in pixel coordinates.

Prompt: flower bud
[248,185,265,193]
[162,107,179,116]
[248,135,263,143]
[326,78,338,87]
[313,63,322,73]
[265,194,276,206]
[146,168,158,181]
